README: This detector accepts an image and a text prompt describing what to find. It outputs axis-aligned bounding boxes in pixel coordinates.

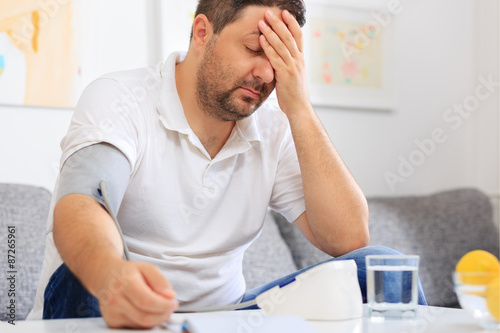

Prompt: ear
[191,14,213,52]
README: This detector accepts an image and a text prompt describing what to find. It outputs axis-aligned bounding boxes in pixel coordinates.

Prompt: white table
[0,305,485,333]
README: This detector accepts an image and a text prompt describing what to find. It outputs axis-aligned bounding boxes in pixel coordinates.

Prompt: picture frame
[304,0,395,110]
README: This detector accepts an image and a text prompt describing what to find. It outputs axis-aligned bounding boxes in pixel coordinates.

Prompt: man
[29,0,425,329]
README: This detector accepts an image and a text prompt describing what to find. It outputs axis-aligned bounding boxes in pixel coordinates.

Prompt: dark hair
[191,0,306,38]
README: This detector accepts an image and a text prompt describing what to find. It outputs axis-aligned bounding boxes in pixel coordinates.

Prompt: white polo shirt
[29,52,306,319]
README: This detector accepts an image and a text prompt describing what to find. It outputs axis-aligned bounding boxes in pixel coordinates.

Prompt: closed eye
[246,46,264,55]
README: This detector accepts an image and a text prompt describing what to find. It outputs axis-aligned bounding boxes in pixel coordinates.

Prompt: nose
[253,55,274,84]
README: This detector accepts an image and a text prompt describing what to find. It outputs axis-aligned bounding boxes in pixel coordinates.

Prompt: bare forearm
[53,193,178,328]
[288,105,369,255]
[53,193,124,296]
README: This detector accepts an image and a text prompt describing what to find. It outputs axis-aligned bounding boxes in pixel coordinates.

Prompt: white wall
[76,0,151,93]
[0,0,498,225]
[0,106,72,191]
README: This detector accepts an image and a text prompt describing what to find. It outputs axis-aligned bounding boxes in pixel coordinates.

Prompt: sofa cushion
[243,210,298,289]
[270,189,498,308]
[271,211,333,269]
[367,188,499,307]
[0,184,51,321]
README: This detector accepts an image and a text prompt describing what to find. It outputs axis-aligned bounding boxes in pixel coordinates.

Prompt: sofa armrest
[0,183,51,321]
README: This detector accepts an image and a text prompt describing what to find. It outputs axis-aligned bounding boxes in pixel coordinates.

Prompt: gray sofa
[243,188,499,309]
[0,184,498,321]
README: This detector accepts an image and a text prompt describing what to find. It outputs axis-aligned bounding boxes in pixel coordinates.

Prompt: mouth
[239,86,261,99]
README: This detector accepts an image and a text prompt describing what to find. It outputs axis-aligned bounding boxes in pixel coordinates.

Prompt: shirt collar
[157,52,190,135]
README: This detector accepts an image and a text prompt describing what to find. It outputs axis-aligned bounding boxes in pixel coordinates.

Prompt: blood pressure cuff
[55,143,131,214]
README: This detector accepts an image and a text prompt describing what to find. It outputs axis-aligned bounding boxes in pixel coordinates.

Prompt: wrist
[285,102,317,126]
[82,254,126,297]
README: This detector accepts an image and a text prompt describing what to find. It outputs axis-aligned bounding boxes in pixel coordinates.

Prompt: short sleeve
[60,78,142,169]
[268,128,306,223]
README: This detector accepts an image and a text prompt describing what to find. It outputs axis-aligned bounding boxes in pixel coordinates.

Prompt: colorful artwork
[310,17,383,88]
[0,55,4,76]
[0,0,77,108]
[0,33,27,105]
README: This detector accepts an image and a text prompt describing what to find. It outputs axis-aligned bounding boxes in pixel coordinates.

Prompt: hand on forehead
[233,6,288,35]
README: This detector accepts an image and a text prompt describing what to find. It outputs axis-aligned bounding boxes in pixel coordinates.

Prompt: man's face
[195,6,281,122]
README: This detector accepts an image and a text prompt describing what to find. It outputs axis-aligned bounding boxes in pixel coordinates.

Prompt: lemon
[486,277,500,321]
[455,250,500,285]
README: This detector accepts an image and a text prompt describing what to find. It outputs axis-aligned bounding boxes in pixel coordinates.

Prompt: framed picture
[0,0,78,108]
[304,0,395,110]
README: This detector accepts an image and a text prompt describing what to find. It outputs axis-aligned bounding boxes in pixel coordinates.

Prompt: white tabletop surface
[0,305,489,333]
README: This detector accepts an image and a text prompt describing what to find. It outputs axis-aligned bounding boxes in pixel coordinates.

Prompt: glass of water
[366,255,420,319]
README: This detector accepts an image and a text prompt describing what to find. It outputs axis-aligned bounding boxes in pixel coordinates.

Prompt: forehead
[220,6,283,38]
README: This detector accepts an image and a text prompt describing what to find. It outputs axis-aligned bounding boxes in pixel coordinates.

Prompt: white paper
[183,314,319,333]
